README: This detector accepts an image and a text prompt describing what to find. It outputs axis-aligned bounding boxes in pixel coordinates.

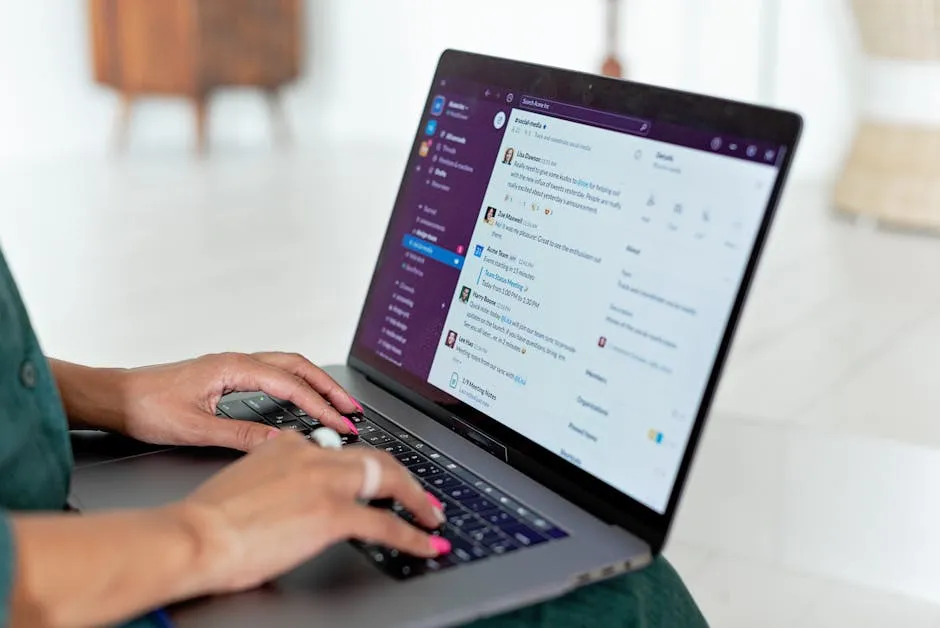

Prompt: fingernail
[267,429,280,441]
[350,396,364,413]
[430,536,452,556]
[342,417,359,435]
[426,492,447,524]
[425,491,443,511]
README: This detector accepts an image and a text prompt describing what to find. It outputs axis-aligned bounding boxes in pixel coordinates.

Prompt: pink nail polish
[430,537,452,555]
[342,417,360,435]
[351,396,364,413]
[425,491,444,511]
[431,536,451,556]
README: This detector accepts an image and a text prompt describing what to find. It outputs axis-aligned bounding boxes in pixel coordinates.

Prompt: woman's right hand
[167,432,450,595]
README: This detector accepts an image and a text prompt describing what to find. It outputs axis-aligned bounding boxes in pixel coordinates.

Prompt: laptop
[70,50,802,627]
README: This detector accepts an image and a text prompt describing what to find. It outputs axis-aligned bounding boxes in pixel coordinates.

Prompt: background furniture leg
[266,89,291,148]
[194,95,209,155]
[113,92,134,153]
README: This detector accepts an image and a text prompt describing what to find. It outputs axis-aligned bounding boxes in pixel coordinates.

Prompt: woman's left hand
[54,352,361,452]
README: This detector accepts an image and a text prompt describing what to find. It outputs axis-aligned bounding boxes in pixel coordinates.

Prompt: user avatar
[473,245,485,258]
[431,95,446,116]
[598,336,607,348]
[459,286,472,303]
[419,140,432,158]
[502,147,515,165]
[484,207,497,225]
[446,330,458,348]
[425,119,438,136]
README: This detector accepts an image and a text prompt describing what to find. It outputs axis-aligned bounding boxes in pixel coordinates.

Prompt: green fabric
[0,247,75,624]
[469,558,708,628]
[0,245,706,627]
[0,247,155,627]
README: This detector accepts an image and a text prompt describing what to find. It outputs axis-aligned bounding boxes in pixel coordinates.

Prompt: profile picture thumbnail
[445,330,458,348]
[502,147,515,165]
[459,286,472,303]
[484,207,497,225]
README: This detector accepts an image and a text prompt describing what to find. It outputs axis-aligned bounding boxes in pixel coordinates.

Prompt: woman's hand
[171,432,450,594]
[52,352,362,451]
[10,433,449,627]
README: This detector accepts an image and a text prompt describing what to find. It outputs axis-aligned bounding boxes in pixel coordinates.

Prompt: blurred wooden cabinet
[88,0,301,152]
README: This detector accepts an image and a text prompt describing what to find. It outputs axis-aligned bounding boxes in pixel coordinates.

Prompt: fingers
[329,449,445,530]
[216,354,354,434]
[251,352,361,415]
[336,504,451,558]
[193,414,278,452]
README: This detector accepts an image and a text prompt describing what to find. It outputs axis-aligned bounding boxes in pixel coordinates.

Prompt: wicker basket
[834,0,940,230]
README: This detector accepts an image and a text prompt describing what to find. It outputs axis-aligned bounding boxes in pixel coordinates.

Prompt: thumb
[195,414,280,452]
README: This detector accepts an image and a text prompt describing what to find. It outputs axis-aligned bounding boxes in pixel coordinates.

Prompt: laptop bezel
[347,49,802,553]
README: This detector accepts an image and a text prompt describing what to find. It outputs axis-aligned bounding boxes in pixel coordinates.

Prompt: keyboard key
[242,395,281,416]
[530,518,565,536]
[378,442,412,456]
[411,464,444,479]
[439,496,466,515]
[447,514,487,533]
[462,497,499,514]
[345,413,366,424]
[294,415,322,430]
[503,524,548,547]
[264,412,293,426]
[411,441,431,454]
[468,528,505,546]
[543,528,569,540]
[217,400,263,421]
[277,421,306,432]
[355,422,379,435]
[448,536,488,562]
[425,555,458,571]
[394,432,414,443]
[373,551,425,580]
[394,452,426,467]
[489,538,520,555]
[427,475,461,490]
[271,396,308,417]
[363,432,395,447]
[445,487,481,502]
[512,505,531,519]
[481,511,519,528]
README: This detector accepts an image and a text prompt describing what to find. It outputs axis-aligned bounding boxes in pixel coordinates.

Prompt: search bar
[518,95,651,136]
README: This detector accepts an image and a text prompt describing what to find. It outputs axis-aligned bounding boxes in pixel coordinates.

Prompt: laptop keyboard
[217,394,568,579]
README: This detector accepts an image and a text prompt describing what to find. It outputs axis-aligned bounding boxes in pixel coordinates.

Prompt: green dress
[0,246,708,627]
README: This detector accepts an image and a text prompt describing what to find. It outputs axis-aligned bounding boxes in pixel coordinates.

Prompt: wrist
[159,501,242,597]
[50,359,131,432]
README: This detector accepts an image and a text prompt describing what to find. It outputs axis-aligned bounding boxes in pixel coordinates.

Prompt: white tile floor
[3,144,940,626]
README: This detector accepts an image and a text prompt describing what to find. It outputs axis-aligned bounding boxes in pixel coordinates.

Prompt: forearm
[10,505,213,628]
[48,359,128,432]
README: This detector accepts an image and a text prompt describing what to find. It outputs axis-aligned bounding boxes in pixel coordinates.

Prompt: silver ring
[359,456,382,501]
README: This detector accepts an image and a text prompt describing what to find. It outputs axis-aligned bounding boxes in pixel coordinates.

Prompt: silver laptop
[71,50,802,627]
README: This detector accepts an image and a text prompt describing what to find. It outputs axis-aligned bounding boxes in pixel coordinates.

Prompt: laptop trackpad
[71,447,240,511]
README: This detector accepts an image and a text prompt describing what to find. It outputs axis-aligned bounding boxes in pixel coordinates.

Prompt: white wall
[0,0,861,179]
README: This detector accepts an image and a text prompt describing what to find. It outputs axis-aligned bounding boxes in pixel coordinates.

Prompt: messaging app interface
[358,81,782,513]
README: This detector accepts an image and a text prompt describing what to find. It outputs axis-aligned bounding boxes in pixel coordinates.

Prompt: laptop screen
[353,74,787,515]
